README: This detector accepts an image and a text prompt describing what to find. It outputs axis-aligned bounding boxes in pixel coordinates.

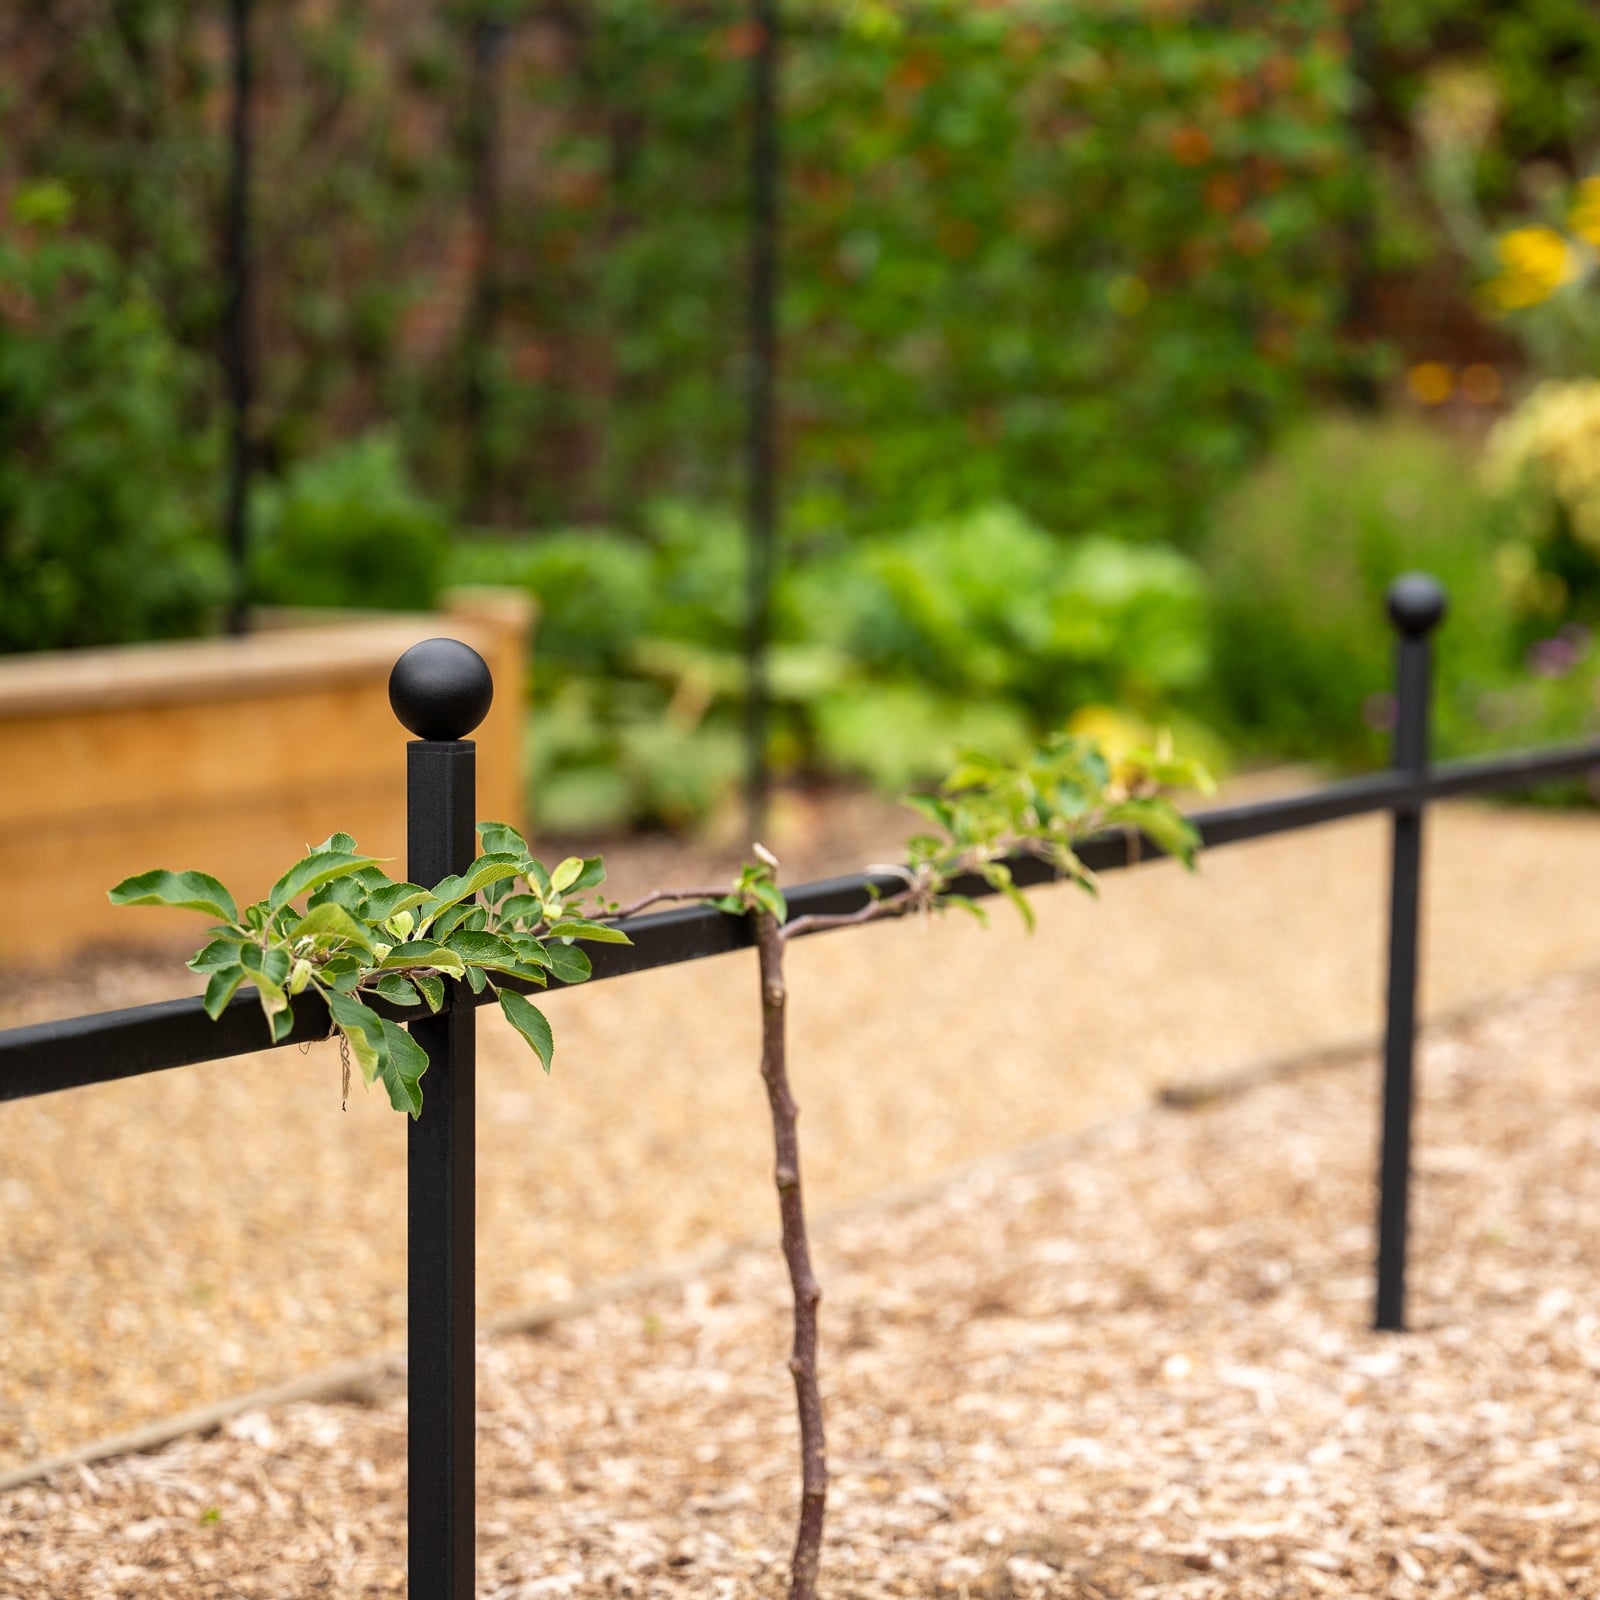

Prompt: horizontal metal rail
[4,734,1599,1106]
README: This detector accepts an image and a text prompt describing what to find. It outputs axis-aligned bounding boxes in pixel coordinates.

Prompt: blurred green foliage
[453,506,1217,829]
[250,433,449,613]
[522,0,1362,545]
[0,185,224,653]
[1203,413,1599,771]
[5,0,1370,545]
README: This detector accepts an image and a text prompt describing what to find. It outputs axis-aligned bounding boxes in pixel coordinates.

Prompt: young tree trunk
[755,908,827,1600]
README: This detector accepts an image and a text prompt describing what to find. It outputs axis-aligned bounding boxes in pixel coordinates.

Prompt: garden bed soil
[1,964,1597,1596]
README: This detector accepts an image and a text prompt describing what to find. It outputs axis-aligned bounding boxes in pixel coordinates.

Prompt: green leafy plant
[109,823,626,1117]
[250,432,450,614]
[452,501,1224,829]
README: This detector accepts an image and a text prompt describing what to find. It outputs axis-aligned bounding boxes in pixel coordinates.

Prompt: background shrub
[249,433,449,614]
[0,186,223,654]
[1201,412,1600,770]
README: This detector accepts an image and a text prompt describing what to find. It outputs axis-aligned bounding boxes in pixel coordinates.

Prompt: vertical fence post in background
[463,9,509,521]
[223,0,255,637]
[390,639,495,1599]
[743,0,781,843]
[1375,573,1447,1332]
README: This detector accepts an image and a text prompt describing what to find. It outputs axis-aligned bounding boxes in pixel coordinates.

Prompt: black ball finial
[389,638,494,741]
[1386,572,1448,639]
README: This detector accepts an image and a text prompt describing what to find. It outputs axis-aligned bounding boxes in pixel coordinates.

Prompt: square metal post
[1375,575,1446,1332]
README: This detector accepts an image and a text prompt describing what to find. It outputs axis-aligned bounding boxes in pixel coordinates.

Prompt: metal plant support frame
[2,581,1599,1591]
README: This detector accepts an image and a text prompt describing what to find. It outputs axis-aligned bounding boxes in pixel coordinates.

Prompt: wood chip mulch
[3,966,1597,1599]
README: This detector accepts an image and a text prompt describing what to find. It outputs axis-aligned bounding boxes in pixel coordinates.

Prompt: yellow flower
[1485,227,1577,312]
[1569,177,1600,250]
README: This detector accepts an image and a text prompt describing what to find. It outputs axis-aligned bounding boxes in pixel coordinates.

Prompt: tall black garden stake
[223,0,255,636]
[743,0,781,840]
[1375,573,1446,1332]
[390,639,495,1599]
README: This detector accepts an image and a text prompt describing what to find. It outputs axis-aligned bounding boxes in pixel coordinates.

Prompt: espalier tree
[112,729,1205,1600]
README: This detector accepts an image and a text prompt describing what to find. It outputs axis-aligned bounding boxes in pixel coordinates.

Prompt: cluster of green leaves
[0,183,224,652]
[452,501,1224,830]
[108,823,626,1117]
[896,734,1210,929]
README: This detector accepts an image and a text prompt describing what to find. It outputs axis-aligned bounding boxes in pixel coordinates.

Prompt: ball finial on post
[389,638,494,742]
[1386,573,1448,639]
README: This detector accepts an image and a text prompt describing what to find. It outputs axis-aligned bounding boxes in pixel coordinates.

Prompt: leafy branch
[108,820,627,1117]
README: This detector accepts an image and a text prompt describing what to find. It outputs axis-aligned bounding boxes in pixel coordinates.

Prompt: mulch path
[2,964,1598,1598]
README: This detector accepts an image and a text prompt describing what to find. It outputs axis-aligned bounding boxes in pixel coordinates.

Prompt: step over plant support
[3,574,1599,1596]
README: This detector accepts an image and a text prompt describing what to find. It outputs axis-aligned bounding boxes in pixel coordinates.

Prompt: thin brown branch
[779,885,924,942]
[607,887,730,921]
[754,910,827,1600]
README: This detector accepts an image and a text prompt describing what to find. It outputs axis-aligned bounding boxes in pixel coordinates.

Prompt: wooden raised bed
[0,588,533,964]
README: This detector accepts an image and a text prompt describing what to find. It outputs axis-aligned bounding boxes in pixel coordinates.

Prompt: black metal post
[1375,573,1446,1332]
[743,0,781,842]
[223,0,254,637]
[390,638,496,1599]
[463,10,509,521]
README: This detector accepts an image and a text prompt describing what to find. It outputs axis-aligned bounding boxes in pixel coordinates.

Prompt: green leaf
[327,992,386,1085]
[502,935,552,969]
[938,893,989,926]
[1107,798,1201,869]
[465,964,488,995]
[981,862,1035,933]
[413,972,446,1013]
[313,832,358,854]
[188,936,244,974]
[380,940,467,978]
[542,944,590,984]
[306,874,368,916]
[287,902,377,953]
[549,856,585,893]
[568,857,606,894]
[476,820,530,858]
[428,903,476,939]
[109,869,237,924]
[364,881,431,923]
[749,883,788,922]
[268,851,386,913]
[522,858,552,896]
[498,989,554,1072]
[902,792,954,833]
[370,974,422,1007]
[203,964,249,1019]
[417,853,526,925]
[446,929,521,968]
[545,918,632,945]
[378,1021,429,1117]
[239,942,292,987]
[260,982,294,1043]
[322,953,365,991]
[496,893,546,925]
